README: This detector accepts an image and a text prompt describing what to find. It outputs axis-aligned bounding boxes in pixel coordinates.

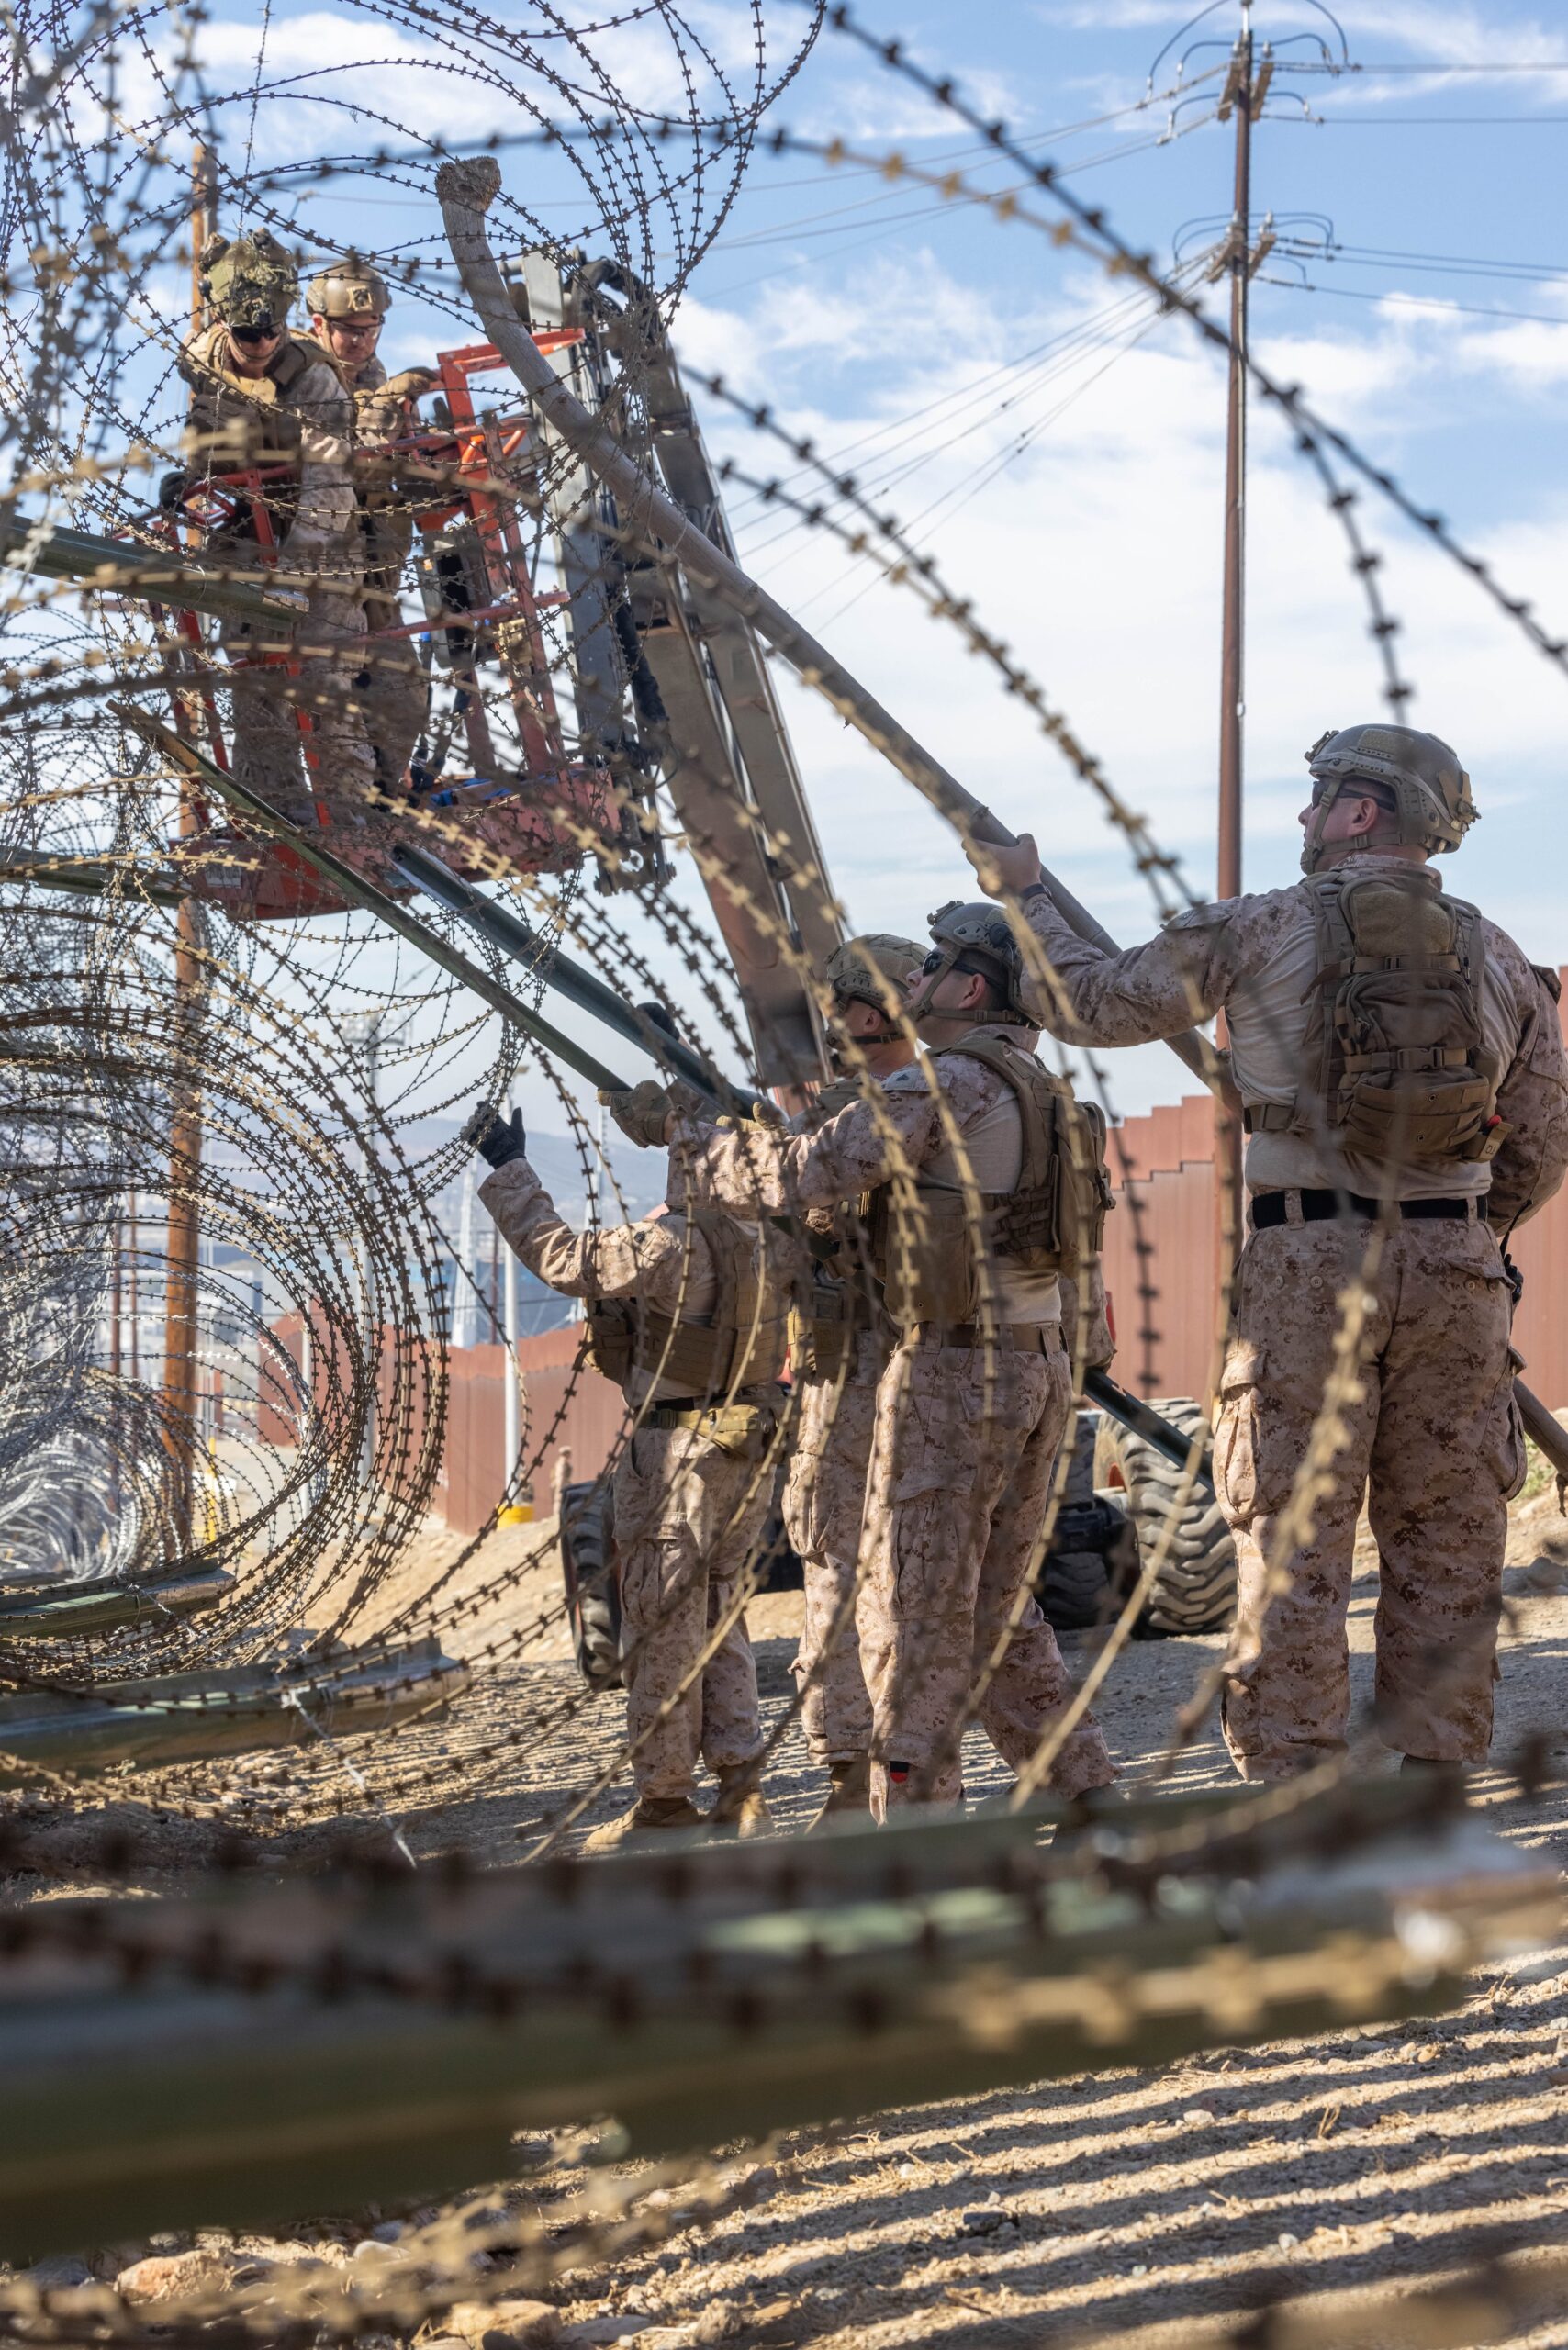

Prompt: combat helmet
[824,934,924,1030]
[909,901,1036,1027]
[305,253,392,319]
[201,229,298,332]
[1302,722,1477,875]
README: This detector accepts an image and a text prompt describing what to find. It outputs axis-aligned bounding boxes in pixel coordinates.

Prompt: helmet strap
[908,946,1030,1028]
[905,946,963,1026]
[1300,777,1342,876]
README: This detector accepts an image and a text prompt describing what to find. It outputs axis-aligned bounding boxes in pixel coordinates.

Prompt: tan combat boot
[807,1754,872,1832]
[582,1795,702,1854]
[708,1764,773,1839]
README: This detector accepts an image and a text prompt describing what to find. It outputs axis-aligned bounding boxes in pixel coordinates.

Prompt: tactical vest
[581,1210,789,1400]
[1244,867,1505,1169]
[866,1033,1114,1328]
[180,327,344,545]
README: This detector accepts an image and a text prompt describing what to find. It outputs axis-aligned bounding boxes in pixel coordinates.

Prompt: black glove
[635,999,682,1042]
[462,1099,528,1169]
[1503,1250,1524,1311]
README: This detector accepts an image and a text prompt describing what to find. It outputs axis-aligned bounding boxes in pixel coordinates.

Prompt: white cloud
[668,239,1568,1125]
[107,0,806,164]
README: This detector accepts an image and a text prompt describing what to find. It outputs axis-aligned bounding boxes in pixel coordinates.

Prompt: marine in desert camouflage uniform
[786,935,923,1824]
[463,1099,786,1849]
[607,911,1118,1822]
[307,256,435,792]
[178,230,373,821]
[972,724,1568,1781]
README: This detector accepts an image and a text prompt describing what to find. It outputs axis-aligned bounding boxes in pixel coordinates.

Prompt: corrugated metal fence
[257,1313,626,1536]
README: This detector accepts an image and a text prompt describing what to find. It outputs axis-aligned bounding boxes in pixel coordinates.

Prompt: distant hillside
[387,1116,667,1229]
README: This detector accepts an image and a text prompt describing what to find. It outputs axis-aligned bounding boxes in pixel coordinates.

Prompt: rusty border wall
[259,968,1568,1527]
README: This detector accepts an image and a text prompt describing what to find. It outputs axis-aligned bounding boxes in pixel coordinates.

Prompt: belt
[906,1321,1058,1350]
[644,1402,775,1437]
[1251,1189,1478,1230]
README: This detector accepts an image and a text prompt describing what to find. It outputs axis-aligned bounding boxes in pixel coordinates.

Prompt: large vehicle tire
[1092,1397,1237,1637]
[560,1479,622,1692]
[1034,1411,1141,1632]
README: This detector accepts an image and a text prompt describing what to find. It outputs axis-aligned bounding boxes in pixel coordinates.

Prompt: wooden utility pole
[161,142,219,1553]
[1213,9,1272,1294]
[1216,7,1254,909]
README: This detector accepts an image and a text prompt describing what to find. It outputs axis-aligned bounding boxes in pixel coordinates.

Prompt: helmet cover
[203,230,298,330]
[305,253,392,319]
[911,900,1036,1025]
[825,933,924,1020]
[1302,722,1476,874]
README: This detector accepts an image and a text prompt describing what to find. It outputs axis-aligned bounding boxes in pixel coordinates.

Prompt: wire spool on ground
[1092,1399,1238,1637]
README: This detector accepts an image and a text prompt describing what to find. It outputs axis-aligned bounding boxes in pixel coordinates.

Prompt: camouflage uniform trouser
[363,596,430,792]
[784,1330,881,1763]
[221,588,375,823]
[612,1416,773,1800]
[858,1330,1117,1817]
[1217,1214,1524,1778]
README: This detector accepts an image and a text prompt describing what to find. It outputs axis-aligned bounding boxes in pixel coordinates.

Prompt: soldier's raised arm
[607,1069,952,1221]
[465,1102,696,1309]
[964,832,1289,1047]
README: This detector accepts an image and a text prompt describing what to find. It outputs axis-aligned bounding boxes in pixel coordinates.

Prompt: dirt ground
[10,1486,1568,2345]
[499,1487,1568,2350]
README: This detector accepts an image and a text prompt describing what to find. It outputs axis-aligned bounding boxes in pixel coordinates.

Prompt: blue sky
[685,0,1568,1115]
[138,0,1568,1130]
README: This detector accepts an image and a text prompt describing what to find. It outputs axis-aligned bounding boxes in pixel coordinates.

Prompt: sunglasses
[919,946,992,980]
[1309,774,1388,807]
[230,324,282,346]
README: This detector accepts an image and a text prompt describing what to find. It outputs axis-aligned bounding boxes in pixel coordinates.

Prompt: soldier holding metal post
[605,904,1119,1823]
[969,722,1568,1784]
[464,1096,790,1850]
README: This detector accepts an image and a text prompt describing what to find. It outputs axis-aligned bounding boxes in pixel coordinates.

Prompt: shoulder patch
[1531,961,1563,1004]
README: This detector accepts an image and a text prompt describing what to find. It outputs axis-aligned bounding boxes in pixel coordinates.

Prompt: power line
[1306,112,1568,124]
[1295,60,1568,73]
[1274,240,1568,282]
[1260,275,1568,329]
[812,11,1568,679]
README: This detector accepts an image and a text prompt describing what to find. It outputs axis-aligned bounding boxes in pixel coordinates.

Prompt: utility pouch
[582,1302,633,1385]
[648,1401,778,1461]
[789,1276,857,1379]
